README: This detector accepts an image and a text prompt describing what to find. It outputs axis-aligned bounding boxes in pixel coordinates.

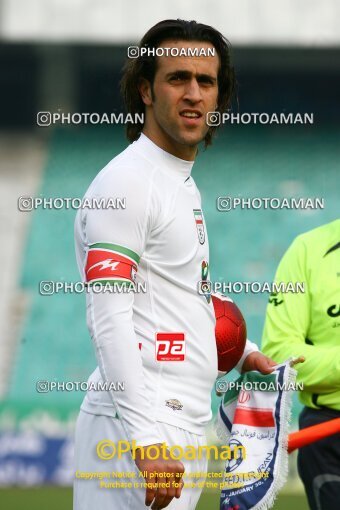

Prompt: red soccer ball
[212,293,247,373]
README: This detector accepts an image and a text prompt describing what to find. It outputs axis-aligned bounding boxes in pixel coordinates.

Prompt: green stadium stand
[4,124,339,423]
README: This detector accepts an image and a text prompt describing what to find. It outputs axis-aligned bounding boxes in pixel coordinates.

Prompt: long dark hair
[120,19,236,148]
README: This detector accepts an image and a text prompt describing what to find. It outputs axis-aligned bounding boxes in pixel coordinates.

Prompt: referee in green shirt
[262,219,340,510]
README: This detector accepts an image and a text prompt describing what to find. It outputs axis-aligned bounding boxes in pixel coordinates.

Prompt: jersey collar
[133,133,194,180]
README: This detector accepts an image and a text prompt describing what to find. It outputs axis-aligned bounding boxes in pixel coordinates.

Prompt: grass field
[0,488,309,509]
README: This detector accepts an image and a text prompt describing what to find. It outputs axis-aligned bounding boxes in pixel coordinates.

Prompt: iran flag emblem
[193,209,205,245]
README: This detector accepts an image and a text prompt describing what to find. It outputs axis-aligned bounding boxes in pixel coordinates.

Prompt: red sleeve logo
[85,244,139,284]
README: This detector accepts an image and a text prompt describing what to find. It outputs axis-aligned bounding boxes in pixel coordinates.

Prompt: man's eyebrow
[165,70,217,82]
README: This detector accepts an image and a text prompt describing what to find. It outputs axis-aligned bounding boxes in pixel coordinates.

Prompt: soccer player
[74,19,276,510]
[262,219,340,510]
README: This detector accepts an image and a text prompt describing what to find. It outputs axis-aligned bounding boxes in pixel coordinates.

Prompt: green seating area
[4,124,339,422]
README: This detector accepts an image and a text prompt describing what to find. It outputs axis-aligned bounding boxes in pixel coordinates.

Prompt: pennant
[216,362,297,510]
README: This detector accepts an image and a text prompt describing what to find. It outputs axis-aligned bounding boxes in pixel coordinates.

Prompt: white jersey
[74,133,257,447]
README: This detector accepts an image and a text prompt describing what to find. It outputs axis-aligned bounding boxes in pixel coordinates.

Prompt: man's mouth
[180,110,203,119]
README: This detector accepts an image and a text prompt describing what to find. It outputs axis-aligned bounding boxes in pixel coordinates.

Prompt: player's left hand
[241,352,276,374]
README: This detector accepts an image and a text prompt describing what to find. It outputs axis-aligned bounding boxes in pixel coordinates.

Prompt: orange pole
[288,417,340,453]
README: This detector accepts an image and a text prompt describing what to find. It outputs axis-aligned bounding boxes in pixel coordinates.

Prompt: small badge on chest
[193,209,205,245]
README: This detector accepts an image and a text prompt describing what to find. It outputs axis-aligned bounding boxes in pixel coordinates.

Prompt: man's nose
[182,79,202,103]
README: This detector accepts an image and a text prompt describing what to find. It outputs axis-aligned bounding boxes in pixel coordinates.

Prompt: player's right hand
[134,443,185,509]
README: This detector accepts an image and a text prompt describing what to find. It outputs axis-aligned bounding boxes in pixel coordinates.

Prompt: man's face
[140,40,219,158]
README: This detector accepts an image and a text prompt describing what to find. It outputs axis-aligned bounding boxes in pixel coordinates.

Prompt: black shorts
[297,406,340,510]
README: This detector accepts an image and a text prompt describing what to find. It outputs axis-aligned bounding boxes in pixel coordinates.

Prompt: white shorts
[73,410,208,510]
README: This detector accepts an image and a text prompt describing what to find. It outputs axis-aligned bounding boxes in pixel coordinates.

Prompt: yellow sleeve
[261,237,340,392]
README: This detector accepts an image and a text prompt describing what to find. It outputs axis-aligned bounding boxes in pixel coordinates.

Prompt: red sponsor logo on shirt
[156,333,185,361]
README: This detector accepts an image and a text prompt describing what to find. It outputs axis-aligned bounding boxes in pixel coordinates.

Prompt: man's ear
[138,78,153,106]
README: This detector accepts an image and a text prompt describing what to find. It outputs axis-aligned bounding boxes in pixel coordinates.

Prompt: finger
[257,359,276,374]
[174,469,184,498]
[175,478,184,498]
[159,473,177,508]
[151,485,168,510]
[156,494,175,509]
[145,475,157,507]
[155,492,175,510]
[152,469,183,508]
[267,358,277,366]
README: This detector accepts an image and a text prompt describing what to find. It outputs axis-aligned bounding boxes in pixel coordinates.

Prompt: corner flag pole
[285,357,340,453]
[288,418,340,453]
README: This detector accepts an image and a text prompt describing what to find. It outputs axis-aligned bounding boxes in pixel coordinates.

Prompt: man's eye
[198,79,214,86]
